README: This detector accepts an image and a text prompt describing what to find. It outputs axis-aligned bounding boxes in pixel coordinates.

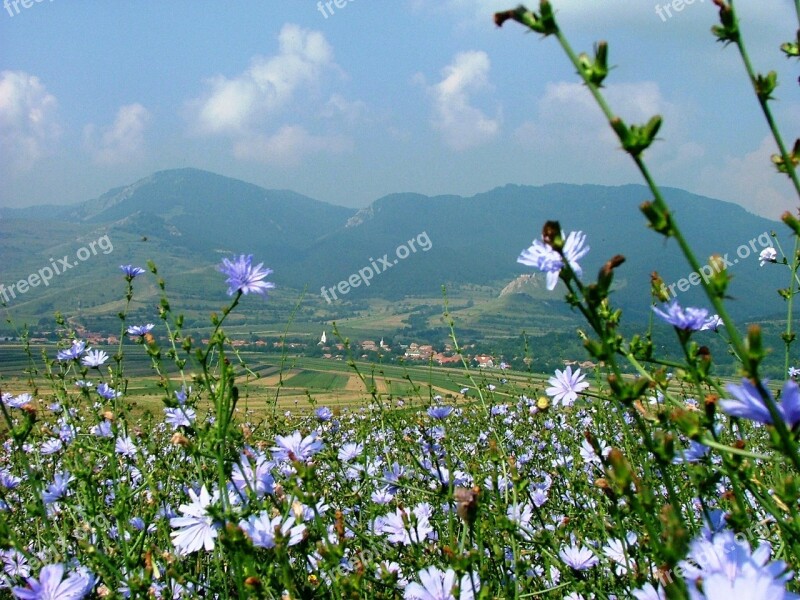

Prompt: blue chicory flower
[719,378,800,429]
[518,230,589,290]
[120,265,146,278]
[652,301,709,332]
[218,254,275,297]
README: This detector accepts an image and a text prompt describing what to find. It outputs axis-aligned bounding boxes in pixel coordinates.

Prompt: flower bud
[454,486,480,525]
[640,201,673,236]
[170,432,190,447]
[542,220,562,249]
[782,210,800,236]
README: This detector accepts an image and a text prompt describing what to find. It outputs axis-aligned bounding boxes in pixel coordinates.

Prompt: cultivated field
[0,343,555,423]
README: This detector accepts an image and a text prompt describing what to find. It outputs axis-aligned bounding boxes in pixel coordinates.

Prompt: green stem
[729,0,800,199]
[699,437,774,460]
[552,28,750,369]
[783,236,800,375]
[549,16,800,470]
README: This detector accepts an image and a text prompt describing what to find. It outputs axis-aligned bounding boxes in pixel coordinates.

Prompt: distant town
[4,321,605,375]
[4,327,531,371]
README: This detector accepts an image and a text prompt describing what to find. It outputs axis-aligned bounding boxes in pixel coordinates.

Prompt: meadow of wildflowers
[2,2,800,598]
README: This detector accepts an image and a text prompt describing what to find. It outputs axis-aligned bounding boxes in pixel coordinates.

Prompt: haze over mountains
[0,168,789,327]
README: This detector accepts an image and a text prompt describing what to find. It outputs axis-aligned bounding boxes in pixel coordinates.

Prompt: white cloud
[189,24,335,135]
[184,24,353,169]
[422,50,501,150]
[513,80,701,178]
[84,103,150,165]
[697,135,797,219]
[0,70,60,172]
[529,80,670,133]
[232,125,352,167]
[322,94,368,124]
[511,79,796,218]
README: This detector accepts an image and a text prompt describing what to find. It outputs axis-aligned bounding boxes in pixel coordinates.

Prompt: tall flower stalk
[497,2,800,595]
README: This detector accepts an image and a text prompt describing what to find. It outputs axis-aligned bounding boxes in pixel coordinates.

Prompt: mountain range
[0,168,791,336]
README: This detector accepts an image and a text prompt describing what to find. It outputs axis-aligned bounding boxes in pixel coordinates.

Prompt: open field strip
[8,343,743,426]
[1,344,561,423]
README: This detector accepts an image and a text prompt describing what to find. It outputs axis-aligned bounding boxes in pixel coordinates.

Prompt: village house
[473,354,495,368]
[432,352,460,366]
[405,343,421,359]
[404,343,434,361]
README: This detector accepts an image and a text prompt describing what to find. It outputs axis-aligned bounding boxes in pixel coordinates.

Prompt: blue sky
[1,0,798,218]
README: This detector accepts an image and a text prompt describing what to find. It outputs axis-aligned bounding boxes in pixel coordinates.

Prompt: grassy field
[282,370,349,390]
[0,343,555,422]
